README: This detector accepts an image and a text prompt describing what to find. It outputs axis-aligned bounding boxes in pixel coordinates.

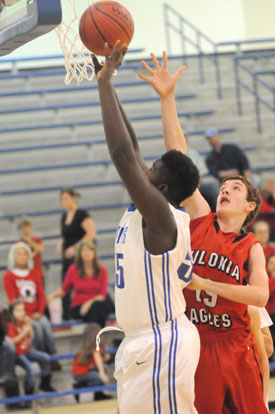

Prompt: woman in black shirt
[58,187,96,320]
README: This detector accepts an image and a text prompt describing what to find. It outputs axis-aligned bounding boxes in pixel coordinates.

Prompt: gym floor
[10,377,275,414]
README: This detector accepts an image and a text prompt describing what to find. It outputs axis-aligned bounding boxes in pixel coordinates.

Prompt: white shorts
[114,314,200,414]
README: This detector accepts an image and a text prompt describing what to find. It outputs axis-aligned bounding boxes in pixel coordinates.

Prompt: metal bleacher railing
[163,3,275,100]
[234,52,275,133]
[0,384,117,413]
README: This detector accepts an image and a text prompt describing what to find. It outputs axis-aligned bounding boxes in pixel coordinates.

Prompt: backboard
[0,0,62,56]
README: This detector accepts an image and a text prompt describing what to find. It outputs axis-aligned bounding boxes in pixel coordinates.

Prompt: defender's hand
[138,51,186,99]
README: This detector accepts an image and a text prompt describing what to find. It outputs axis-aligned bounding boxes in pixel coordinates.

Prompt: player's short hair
[160,150,200,205]
[221,175,261,226]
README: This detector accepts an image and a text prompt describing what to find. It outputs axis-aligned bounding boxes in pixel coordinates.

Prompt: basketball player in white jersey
[92,42,200,414]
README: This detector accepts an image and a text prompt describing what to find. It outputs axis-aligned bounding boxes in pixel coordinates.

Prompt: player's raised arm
[139,51,210,220]
[139,51,187,154]
[94,42,180,254]
[92,53,148,174]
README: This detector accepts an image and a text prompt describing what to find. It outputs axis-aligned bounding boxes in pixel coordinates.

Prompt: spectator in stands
[17,216,44,279]
[72,322,111,402]
[253,220,275,269]
[0,306,25,410]
[258,176,275,241]
[187,135,218,211]
[3,242,57,358]
[8,300,55,395]
[48,240,114,327]
[266,254,275,358]
[58,187,96,320]
[205,128,251,182]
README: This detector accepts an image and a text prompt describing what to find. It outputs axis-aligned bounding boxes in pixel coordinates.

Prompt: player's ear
[158,184,168,195]
[245,201,256,213]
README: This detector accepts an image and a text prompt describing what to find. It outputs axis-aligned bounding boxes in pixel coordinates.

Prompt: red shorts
[194,329,268,414]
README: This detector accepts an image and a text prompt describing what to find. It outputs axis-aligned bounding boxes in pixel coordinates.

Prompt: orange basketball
[79,1,134,56]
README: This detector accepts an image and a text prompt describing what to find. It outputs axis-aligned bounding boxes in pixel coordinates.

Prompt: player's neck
[216,214,244,234]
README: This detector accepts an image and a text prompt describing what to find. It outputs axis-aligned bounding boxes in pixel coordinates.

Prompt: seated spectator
[72,322,111,402]
[48,241,114,327]
[205,128,251,181]
[252,220,275,270]
[3,242,57,358]
[266,254,275,359]
[8,300,55,395]
[17,217,44,279]
[58,187,96,320]
[0,306,25,410]
[187,136,218,212]
[258,176,275,241]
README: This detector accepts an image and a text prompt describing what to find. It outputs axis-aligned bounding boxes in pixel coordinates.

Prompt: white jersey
[114,203,193,331]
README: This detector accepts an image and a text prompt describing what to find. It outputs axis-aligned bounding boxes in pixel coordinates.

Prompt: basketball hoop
[55,0,97,85]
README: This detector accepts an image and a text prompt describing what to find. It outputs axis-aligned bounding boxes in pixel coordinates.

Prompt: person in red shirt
[8,300,55,395]
[3,242,56,357]
[253,220,275,270]
[17,217,44,279]
[48,241,114,327]
[266,254,275,356]
[258,177,275,241]
[140,53,269,413]
[72,322,110,402]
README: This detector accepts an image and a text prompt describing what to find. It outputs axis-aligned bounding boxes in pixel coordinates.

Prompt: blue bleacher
[0,128,236,154]
[0,94,192,115]
[0,110,216,135]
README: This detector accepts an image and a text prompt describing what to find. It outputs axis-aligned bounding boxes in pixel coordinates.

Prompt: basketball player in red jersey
[139,52,269,414]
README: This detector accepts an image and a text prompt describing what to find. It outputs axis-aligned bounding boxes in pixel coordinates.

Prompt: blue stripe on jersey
[172,319,178,414]
[144,251,162,414]
[162,254,168,322]
[148,253,162,413]
[168,319,175,413]
[148,254,159,325]
[166,252,173,321]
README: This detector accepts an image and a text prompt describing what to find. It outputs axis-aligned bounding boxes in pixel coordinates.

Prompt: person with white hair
[3,242,56,357]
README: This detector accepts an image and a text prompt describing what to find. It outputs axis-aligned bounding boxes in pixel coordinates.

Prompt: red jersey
[3,269,46,316]
[266,277,275,316]
[62,264,108,308]
[8,321,32,354]
[184,212,258,336]
[18,237,44,278]
[264,244,275,266]
[71,350,102,375]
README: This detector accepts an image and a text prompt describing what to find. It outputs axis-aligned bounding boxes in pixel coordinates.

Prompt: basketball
[79,1,134,56]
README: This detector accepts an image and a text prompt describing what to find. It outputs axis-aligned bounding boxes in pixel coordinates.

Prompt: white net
[55,0,96,85]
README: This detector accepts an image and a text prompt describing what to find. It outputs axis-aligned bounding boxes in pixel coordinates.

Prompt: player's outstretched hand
[92,40,128,81]
[138,51,186,99]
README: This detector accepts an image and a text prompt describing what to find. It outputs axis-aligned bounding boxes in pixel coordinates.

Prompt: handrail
[163,3,222,99]
[233,53,275,133]
[0,254,116,271]
[163,3,275,100]
[0,384,117,407]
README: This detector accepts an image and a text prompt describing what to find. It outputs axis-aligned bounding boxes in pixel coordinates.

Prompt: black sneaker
[94,391,112,401]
